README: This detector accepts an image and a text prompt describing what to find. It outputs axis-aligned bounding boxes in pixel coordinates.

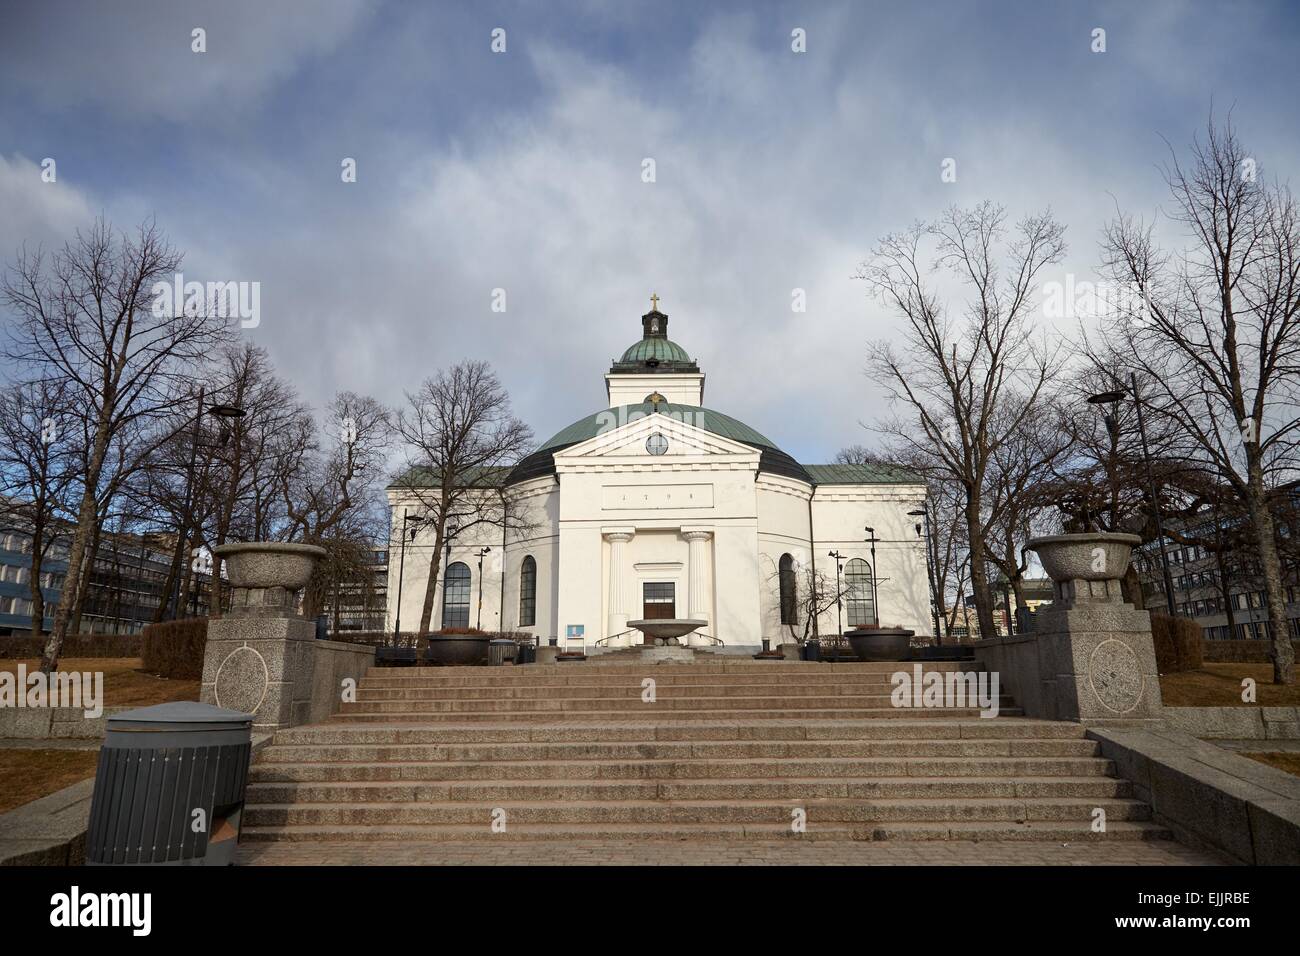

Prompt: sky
[1,0,1298,463]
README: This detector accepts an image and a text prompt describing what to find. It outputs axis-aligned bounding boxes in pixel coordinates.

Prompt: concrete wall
[1088,724,1300,864]
[1163,706,1300,740]
[0,705,125,739]
[308,639,376,724]
[972,633,1054,719]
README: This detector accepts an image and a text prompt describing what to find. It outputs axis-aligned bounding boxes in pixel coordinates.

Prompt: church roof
[508,401,810,484]
[803,463,926,485]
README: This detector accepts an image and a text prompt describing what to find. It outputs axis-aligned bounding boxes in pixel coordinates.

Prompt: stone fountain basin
[213,542,328,590]
[1028,532,1141,582]
[627,619,708,644]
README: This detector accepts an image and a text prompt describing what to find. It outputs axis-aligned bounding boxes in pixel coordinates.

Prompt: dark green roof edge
[802,463,927,485]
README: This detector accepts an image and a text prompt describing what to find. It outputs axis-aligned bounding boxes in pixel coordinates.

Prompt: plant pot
[778,643,800,661]
[845,627,914,662]
[424,634,491,666]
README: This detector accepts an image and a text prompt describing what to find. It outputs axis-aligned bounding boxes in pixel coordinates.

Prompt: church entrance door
[642,582,676,619]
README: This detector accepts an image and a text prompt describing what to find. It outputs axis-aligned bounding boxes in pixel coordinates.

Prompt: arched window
[441,561,471,629]
[845,558,876,628]
[518,555,537,627]
[778,553,798,625]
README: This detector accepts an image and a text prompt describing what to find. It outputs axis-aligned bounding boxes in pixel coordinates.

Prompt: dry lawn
[1241,751,1300,778]
[0,657,198,707]
[0,749,100,814]
[1158,663,1300,707]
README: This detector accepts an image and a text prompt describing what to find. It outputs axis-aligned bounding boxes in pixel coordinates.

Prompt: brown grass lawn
[0,749,101,814]
[1241,751,1300,778]
[0,658,198,815]
[1159,663,1300,707]
[0,657,198,708]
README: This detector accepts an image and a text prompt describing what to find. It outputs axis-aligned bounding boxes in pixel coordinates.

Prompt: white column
[603,529,635,644]
[682,528,713,645]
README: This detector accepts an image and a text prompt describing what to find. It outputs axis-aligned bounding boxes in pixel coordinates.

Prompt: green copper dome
[619,337,692,365]
[610,306,700,374]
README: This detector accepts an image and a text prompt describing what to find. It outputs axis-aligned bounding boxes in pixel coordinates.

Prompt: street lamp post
[828,551,845,635]
[1087,376,1176,614]
[476,546,492,630]
[864,527,880,627]
[908,507,942,644]
[392,510,426,640]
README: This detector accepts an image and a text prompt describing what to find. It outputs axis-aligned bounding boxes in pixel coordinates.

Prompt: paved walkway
[237,839,1223,866]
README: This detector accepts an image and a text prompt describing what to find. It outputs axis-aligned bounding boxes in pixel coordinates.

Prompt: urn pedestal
[1027,533,1163,724]
[200,542,327,732]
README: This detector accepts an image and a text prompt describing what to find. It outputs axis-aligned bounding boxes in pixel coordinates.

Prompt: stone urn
[214,541,327,618]
[1028,532,1141,609]
[846,627,914,662]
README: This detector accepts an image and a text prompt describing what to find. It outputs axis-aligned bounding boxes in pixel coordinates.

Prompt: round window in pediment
[646,433,669,456]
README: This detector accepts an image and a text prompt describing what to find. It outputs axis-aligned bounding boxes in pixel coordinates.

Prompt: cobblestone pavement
[237,839,1224,866]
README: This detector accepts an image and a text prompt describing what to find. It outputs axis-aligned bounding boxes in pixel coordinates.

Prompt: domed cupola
[611,296,700,374]
[606,295,706,407]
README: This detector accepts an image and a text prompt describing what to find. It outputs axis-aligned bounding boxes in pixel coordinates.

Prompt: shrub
[0,633,144,659]
[1151,613,1203,673]
[141,618,209,679]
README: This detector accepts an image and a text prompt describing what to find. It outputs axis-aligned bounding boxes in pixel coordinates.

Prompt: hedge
[141,618,209,679]
[0,633,144,659]
[1151,613,1203,673]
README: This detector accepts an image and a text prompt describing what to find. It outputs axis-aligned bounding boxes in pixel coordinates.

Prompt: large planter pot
[424,634,491,666]
[846,627,914,662]
[1028,532,1142,582]
[213,541,327,590]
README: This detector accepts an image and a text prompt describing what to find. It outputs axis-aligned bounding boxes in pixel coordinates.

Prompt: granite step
[248,755,1118,783]
[238,820,1171,843]
[270,718,1087,745]
[331,707,1022,722]
[241,796,1153,827]
[246,775,1135,803]
[255,737,1101,764]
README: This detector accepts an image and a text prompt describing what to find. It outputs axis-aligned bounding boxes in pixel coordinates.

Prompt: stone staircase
[240,661,1171,844]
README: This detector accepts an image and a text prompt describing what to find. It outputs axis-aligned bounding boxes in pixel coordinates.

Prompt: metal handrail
[591,628,725,648]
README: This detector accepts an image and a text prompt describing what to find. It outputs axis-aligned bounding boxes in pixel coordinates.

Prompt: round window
[645,433,669,456]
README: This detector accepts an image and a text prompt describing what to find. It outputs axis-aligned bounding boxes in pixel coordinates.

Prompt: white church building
[386,302,933,653]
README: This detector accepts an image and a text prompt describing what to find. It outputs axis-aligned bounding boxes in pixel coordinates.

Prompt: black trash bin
[85,701,253,866]
[517,639,536,664]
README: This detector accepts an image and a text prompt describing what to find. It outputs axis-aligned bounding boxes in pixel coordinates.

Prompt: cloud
[1,0,1297,467]
[0,0,375,121]
[0,154,95,261]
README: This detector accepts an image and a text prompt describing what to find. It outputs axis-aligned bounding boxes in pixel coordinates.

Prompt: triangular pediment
[553,409,759,466]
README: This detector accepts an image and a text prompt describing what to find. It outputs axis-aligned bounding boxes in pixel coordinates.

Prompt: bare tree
[1098,117,1300,682]
[983,400,1076,626]
[282,391,392,620]
[394,361,534,636]
[766,557,852,648]
[0,380,79,637]
[858,202,1067,641]
[3,218,234,670]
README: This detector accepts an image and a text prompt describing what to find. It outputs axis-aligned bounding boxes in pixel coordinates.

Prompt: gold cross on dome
[650,292,660,311]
